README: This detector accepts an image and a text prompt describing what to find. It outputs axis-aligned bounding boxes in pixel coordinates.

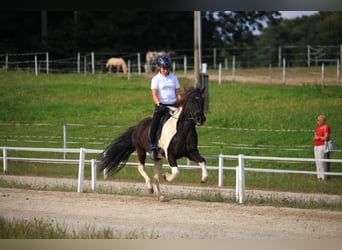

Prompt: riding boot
[149,144,160,161]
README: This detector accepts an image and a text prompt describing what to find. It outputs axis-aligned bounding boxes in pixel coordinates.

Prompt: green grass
[0,216,159,239]
[1,70,342,195]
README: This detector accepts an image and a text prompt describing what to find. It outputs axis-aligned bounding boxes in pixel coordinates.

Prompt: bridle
[167,91,205,123]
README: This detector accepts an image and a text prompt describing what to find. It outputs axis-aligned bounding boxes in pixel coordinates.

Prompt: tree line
[0,11,341,59]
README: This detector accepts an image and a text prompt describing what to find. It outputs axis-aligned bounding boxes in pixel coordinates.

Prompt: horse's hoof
[201,176,209,183]
[158,195,169,202]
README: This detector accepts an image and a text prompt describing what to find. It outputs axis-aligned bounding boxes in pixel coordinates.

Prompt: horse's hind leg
[152,160,165,201]
[137,162,153,193]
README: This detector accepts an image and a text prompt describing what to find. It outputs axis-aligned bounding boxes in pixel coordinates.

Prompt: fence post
[337,59,340,86]
[137,52,141,75]
[218,154,223,187]
[77,147,85,193]
[34,55,38,76]
[77,52,80,73]
[321,63,325,87]
[282,58,286,84]
[5,54,8,71]
[91,52,95,74]
[91,159,97,192]
[307,45,311,67]
[184,55,187,77]
[63,122,67,160]
[235,166,239,202]
[46,52,49,74]
[3,147,7,174]
[237,154,245,204]
[232,56,235,81]
[218,63,222,85]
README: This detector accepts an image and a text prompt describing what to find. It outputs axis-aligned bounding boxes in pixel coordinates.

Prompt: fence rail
[1,146,342,203]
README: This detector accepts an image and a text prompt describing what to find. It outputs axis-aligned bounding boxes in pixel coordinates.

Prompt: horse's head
[178,87,206,126]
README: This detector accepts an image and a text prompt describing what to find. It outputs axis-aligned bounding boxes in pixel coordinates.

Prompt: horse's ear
[200,87,206,95]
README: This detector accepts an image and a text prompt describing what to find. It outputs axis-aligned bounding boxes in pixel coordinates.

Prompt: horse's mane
[175,87,201,107]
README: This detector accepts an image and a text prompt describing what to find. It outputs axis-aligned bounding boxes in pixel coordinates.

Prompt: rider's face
[160,67,169,75]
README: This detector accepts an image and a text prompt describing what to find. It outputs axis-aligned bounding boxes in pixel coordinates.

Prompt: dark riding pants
[150,104,169,147]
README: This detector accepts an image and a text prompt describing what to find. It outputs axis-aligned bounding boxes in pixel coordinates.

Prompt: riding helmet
[157,55,171,69]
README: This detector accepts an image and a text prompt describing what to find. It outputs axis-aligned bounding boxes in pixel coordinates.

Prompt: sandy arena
[0,175,341,239]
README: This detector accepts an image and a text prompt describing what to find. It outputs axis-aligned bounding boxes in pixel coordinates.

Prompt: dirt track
[1,181,342,239]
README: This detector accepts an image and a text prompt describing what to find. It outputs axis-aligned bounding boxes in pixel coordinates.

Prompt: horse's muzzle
[194,112,206,126]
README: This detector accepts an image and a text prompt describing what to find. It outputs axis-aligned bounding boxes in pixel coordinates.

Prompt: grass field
[0,70,342,195]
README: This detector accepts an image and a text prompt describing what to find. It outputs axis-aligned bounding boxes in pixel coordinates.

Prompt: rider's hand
[157,103,168,112]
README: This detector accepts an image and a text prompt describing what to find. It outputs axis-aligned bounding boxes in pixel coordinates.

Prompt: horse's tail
[99,125,136,174]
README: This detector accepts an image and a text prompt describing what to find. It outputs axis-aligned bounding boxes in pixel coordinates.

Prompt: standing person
[149,55,182,161]
[313,114,331,181]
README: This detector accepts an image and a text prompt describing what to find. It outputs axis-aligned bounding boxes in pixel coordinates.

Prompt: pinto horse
[99,87,209,201]
[106,57,128,74]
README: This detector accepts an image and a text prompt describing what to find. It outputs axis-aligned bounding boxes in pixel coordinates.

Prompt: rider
[149,55,182,161]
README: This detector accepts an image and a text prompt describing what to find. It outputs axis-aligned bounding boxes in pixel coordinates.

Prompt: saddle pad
[158,107,182,160]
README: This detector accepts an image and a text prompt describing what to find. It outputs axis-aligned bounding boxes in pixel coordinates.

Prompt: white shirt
[151,72,180,104]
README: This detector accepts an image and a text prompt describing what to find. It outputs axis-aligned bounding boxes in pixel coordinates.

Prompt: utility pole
[194,11,201,88]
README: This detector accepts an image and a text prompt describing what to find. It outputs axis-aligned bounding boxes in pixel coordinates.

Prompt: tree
[0,11,282,58]
[202,11,282,48]
[255,12,342,66]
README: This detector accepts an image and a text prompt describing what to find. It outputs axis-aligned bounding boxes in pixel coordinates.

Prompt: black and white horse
[99,87,208,201]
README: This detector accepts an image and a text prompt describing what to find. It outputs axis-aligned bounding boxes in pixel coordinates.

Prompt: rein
[167,88,204,123]
[166,106,199,123]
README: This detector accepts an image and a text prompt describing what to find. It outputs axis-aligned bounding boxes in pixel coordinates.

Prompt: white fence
[1,48,341,85]
[1,146,342,204]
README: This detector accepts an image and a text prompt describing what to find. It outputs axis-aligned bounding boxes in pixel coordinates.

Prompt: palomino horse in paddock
[99,87,208,201]
[106,57,128,74]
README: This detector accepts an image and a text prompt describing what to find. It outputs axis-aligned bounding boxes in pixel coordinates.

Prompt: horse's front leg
[199,161,209,183]
[163,155,180,182]
[188,151,209,183]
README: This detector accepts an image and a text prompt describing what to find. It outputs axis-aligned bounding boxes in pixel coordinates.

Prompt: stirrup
[150,148,160,161]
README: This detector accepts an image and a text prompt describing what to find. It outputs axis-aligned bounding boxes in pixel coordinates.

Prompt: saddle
[156,106,177,140]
